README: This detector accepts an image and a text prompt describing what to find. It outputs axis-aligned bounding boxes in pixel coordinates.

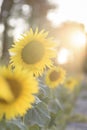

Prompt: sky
[47,0,87,31]
[1,0,87,40]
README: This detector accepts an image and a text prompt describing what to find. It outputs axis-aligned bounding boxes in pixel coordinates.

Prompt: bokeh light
[70,31,86,47]
[57,48,70,64]
[47,0,87,31]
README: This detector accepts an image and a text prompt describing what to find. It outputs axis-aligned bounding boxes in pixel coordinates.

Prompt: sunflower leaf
[24,102,51,127]
[29,125,41,130]
[48,99,61,113]
[0,119,27,130]
[38,83,50,101]
[35,96,42,104]
[8,119,27,130]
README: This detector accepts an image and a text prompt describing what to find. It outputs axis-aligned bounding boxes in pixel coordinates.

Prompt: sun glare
[71,31,86,47]
[47,0,87,31]
[57,48,70,64]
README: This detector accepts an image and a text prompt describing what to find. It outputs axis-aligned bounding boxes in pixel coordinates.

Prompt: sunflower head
[45,66,66,88]
[9,28,57,77]
[64,77,78,92]
[0,66,39,120]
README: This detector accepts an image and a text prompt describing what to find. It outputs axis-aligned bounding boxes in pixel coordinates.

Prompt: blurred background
[0,0,87,75]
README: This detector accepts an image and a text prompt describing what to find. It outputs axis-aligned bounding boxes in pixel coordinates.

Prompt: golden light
[57,48,70,64]
[70,31,86,47]
[47,0,87,31]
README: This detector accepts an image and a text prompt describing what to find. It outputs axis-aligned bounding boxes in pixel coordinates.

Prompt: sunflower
[45,66,66,88]
[0,67,38,120]
[64,77,78,91]
[9,28,57,77]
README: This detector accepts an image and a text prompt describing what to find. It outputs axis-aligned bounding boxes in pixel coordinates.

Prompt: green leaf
[8,119,27,130]
[29,125,40,130]
[24,102,51,127]
[39,83,49,98]
[35,96,42,105]
[0,120,7,130]
[0,119,27,130]
[48,99,62,113]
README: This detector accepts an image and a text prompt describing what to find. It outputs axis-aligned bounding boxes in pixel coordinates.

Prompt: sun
[70,31,86,47]
[47,0,87,31]
[0,66,39,120]
[9,28,57,77]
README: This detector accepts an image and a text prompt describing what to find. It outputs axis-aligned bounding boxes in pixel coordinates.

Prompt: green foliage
[24,102,50,127]
[29,125,40,130]
[0,0,83,130]
[0,119,27,130]
[0,77,81,130]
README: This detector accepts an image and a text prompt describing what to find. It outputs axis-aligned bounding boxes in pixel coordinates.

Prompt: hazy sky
[47,0,87,31]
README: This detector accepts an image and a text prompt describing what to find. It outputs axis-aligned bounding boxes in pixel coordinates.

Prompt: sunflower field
[0,28,82,130]
[0,0,86,130]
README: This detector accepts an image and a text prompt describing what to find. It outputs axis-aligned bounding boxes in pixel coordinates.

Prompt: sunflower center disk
[49,70,59,81]
[0,99,8,104]
[6,79,22,100]
[0,79,21,104]
[67,81,71,85]
[67,81,72,85]
[22,41,45,64]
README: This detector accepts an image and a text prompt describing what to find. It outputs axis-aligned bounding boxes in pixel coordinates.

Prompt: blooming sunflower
[0,67,38,120]
[9,28,57,77]
[64,77,78,92]
[45,66,66,88]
